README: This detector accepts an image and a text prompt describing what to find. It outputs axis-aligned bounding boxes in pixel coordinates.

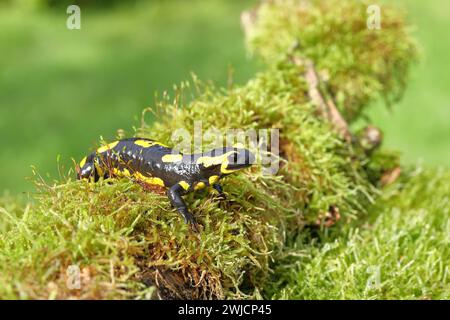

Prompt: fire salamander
[77,137,255,231]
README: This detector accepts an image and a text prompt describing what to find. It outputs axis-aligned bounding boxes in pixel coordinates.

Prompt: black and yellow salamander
[77,137,255,230]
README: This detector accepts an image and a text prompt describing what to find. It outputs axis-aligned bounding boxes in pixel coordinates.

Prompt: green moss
[0,0,426,299]
[247,0,419,121]
[266,167,450,299]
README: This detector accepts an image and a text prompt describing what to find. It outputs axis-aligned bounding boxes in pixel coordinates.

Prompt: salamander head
[197,146,255,176]
[76,154,99,181]
[220,147,255,175]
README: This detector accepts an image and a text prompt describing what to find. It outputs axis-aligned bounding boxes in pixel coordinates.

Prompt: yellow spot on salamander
[79,156,87,168]
[155,142,169,147]
[179,181,190,191]
[209,175,219,185]
[194,182,206,190]
[134,140,154,148]
[97,141,119,153]
[112,168,131,178]
[134,172,165,187]
[220,160,237,174]
[161,154,183,163]
[134,140,169,148]
[196,156,221,167]
[94,161,105,177]
[196,151,234,168]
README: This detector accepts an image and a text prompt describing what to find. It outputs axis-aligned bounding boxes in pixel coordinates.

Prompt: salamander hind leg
[167,183,199,232]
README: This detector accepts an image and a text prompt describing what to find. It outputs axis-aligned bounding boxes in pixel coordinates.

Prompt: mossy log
[0,0,420,299]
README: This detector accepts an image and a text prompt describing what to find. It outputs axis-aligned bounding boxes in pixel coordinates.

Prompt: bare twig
[301,58,329,117]
[325,98,352,142]
[241,6,351,142]
[294,57,352,142]
[380,166,402,186]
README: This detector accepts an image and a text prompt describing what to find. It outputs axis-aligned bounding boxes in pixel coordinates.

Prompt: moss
[0,0,422,299]
[246,0,419,121]
[265,167,450,299]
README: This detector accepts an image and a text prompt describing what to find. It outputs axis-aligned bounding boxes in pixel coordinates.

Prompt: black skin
[167,183,196,227]
[212,183,226,199]
[77,137,255,231]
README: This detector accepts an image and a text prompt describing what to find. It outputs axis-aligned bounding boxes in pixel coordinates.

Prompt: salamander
[76,137,255,230]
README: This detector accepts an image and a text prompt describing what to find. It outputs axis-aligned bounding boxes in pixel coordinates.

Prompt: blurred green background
[0,0,448,193]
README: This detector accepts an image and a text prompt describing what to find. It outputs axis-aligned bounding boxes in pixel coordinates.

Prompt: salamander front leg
[212,183,226,201]
[167,184,199,232]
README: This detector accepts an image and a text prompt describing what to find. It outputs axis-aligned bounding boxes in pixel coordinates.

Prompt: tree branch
[293,56,352,142]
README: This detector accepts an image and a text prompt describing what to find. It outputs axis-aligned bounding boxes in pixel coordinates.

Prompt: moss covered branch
[1,0,442,300]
